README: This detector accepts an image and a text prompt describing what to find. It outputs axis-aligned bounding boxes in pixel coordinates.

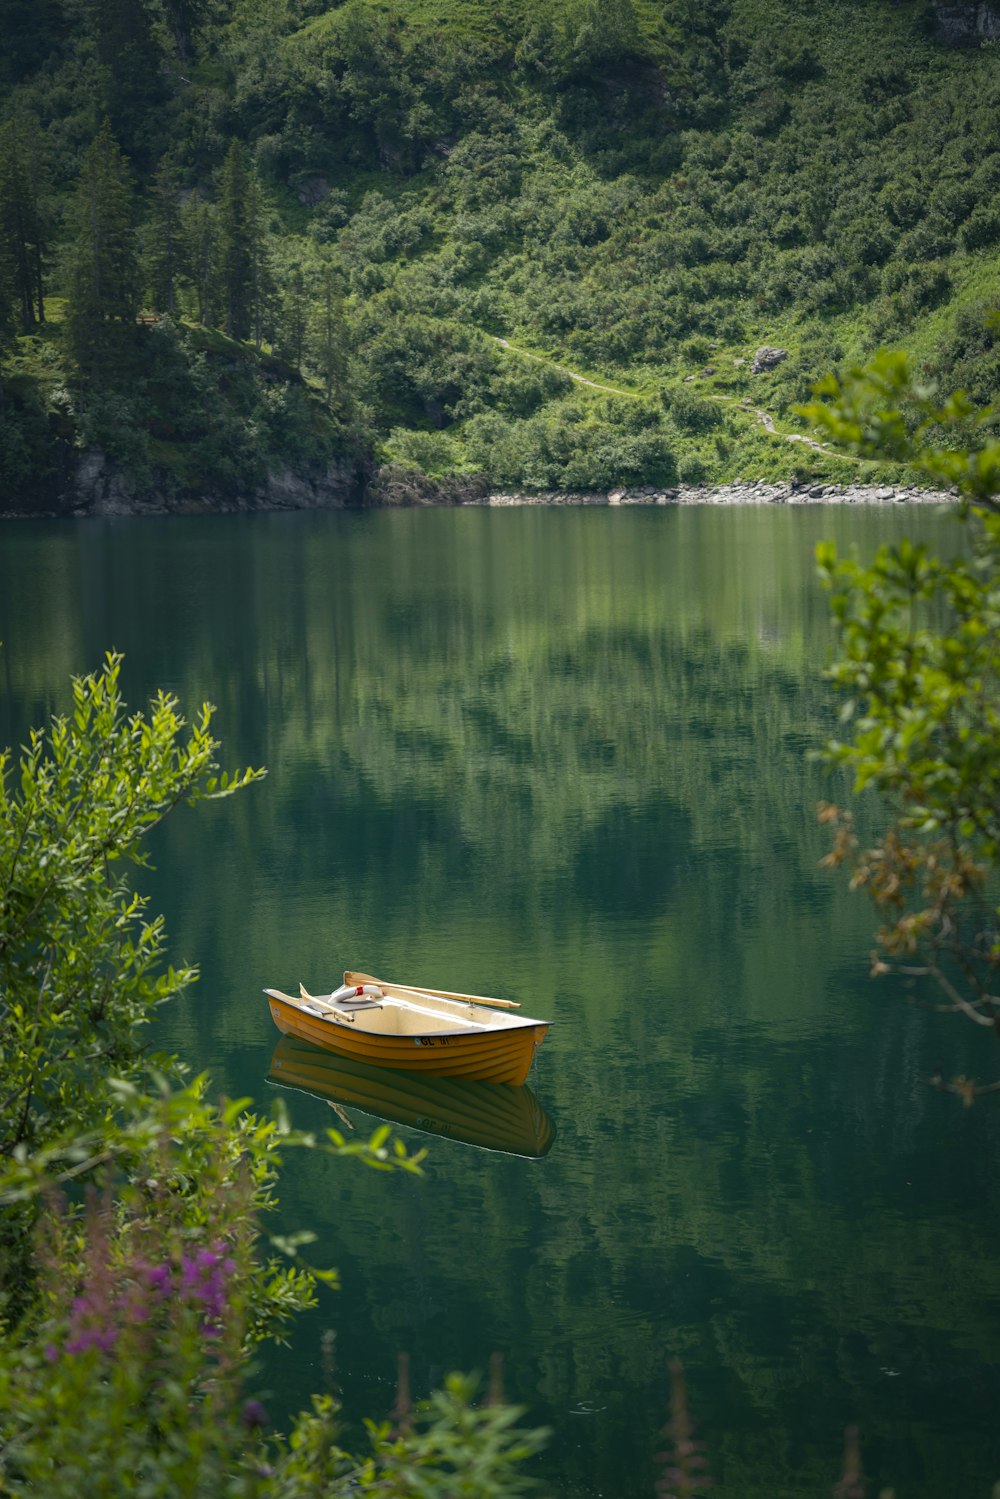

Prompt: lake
[2,504,998,1498]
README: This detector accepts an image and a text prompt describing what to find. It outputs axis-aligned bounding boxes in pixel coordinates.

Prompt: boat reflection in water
[268,1036,556,1159]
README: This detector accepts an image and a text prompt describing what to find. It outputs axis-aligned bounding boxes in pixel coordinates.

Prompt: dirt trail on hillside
[489,335,861,463]
[715,395,862,463]
[491,337,638,397]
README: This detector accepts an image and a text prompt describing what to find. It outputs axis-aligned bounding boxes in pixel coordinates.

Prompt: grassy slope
[284,0,1000,487]
[5,0,1000,496]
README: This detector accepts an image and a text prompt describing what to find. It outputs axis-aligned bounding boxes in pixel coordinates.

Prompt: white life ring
[329,983,383,1004]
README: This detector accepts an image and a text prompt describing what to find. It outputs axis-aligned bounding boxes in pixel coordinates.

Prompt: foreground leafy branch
[803,348,1000,507]
[0,652,265,1155]
[806,358,1000,1100]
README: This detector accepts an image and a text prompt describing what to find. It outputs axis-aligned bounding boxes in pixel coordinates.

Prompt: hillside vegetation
[2,0,999,506]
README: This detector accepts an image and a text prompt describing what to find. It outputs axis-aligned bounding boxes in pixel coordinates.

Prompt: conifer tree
[0,243,16,359]
[160,0,210,62]
[246,171,273,352]
[1,0,65,87]
[145,154,183,315]
[217,140,255,341]
[310,257,349,410]
[0,115,49,331]
[87,0,167,158]
[65,122,139,379]
[214,144,272,347]
[278,264,307,372]
[180,193,218,326]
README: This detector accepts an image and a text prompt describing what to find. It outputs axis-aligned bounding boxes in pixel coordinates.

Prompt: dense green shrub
[961,205,1000,252]
[351,307,502,426]
[677,451,708,484]
[767,335,845,412]
[896,216,955,262]
[662,388,724,433]
[383,426,461,475]
[928,303,1000,407]
[0,375,66,508]
[463,401,676,491]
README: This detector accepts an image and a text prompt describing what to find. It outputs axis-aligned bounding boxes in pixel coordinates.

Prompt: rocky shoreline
[467,480,957,507]
[2,469,958,519]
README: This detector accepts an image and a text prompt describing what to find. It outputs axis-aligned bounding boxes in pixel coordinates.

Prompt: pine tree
[87,0,167,159]
[279,264,308,372]
[309,257,349,410]
[160,0,210,63]
[246,171,273,353]
[0,115,49,332]
[180,193,218,325]
[65,122,140,379]
[215,143,272,347]
[0,240,16,359]
[1,0,65,87]
[144,155,183,315]
[217,140,254,341]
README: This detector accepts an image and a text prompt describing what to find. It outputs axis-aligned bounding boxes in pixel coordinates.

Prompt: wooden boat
[267,1036,555,1158]
[263,969,550,1087]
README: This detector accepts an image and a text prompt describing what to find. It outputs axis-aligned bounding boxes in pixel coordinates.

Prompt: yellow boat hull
[268,1037,555,1157]
[265,991,548,1087]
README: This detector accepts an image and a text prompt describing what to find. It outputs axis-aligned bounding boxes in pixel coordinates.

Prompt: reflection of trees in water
[2,510,996,1498]
[269,1003,1000,1498]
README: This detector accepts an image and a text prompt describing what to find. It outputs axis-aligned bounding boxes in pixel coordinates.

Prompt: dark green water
[2,506,999,1498]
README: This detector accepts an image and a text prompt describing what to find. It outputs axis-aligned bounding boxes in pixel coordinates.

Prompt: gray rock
[934,2,1000,43]
[74,448,146,516]
[295,175,330,206]
[65,446,358,517]
[262,463,356,509]
[751,346,789,374]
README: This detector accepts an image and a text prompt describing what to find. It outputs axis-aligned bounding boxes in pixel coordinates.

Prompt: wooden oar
[344,970,521,1010]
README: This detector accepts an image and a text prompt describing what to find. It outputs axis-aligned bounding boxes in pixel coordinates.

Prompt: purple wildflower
[66,1325,117,1356]
[179,1242,236,1331]
[144,1262,172,1296]
[181,1255,202,1290]
[46,1219,241,1365]
[120,1284,150,1326]
[241,1399,269,1430]
[64,1290,118,1359]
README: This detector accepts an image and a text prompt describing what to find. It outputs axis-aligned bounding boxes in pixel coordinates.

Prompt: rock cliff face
[63,448,364,517]
[934,2,1000,42]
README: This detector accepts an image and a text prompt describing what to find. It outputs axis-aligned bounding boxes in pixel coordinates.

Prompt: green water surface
[1,505,998,1498]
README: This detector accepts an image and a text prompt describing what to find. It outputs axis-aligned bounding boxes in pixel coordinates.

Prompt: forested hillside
[2,0,999,510]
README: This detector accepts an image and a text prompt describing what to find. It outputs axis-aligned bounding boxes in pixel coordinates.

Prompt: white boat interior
[267,986,533,1036]
[306,996,487,1035]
